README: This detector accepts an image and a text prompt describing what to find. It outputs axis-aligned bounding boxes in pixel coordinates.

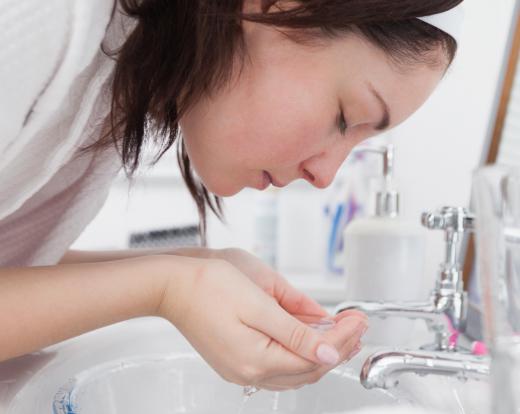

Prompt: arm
[0,254,193,362]
[58,247,215,264]
[1,252,367,388]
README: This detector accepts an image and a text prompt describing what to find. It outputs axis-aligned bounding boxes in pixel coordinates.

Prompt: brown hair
[86,0,462,241]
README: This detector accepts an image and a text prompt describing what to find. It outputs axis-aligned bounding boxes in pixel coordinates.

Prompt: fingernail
[316,343,340,365]
[357,321,369,337]
[348,342,362,360]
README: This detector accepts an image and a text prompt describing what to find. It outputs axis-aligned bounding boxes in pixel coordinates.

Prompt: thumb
[274,278,328,318]
[249,298,340,365]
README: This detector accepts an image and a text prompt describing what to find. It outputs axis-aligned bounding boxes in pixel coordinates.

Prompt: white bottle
[342,150,426,346]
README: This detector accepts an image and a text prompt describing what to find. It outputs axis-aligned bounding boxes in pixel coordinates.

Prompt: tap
[360,349,490,389]
[335,207,474,351]
[335,207,491,390]
[335,298,463,351]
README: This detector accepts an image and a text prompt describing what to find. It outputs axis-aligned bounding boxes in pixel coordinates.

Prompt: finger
[258,368,322,390]
[337,334,363,362]
[334,309,368,322]
[258,379,307,391]
[329,319,366,364]
[243,324,320,376]
[259,331,365,390]
[258,362,333,390]
[254,382,301,392]
[320,315,367,356]
[256,334,362,390]
[273,278,328,317]
[245,297,343,366]
[341,340,362,362]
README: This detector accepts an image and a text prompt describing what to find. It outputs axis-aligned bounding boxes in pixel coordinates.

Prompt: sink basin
[52,353,407,414]
[2,318,490,414]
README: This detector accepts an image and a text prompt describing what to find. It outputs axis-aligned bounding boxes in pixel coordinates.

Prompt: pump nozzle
[352,145,394,183]
[352,144,399,218]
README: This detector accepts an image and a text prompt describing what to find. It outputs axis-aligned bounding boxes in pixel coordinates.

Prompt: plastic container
[342,145,426,345]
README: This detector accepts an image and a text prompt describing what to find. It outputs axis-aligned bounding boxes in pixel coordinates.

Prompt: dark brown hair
[86,0,463,241]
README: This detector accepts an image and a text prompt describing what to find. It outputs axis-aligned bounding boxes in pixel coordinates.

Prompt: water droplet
[243,386,259,397]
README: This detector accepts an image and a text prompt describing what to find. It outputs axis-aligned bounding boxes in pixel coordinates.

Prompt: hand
[212,248,328,320]
[157,255,368,391]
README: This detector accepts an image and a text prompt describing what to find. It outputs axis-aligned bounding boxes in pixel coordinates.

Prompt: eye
[337,110,348,136]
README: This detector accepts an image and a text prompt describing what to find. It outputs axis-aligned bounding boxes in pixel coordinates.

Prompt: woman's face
[179,20,447,197]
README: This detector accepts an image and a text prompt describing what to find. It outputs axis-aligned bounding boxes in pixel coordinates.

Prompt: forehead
[240,23,446,130]
[276,30,447,127]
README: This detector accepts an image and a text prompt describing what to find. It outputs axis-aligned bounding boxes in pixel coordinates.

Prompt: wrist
[171,247,219,260]
[151,254,218,324]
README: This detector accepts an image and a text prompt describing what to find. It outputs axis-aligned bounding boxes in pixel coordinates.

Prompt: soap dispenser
[342,145,426,345]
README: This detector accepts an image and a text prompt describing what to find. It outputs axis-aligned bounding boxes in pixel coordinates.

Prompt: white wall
[390,0,517,291]
[73,0,517,296]
[205,0,517,289]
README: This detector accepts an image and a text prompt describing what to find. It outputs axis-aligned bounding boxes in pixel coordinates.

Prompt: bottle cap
[375,190,400,218]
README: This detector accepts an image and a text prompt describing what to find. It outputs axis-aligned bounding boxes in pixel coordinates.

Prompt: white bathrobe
[0,0,129,266]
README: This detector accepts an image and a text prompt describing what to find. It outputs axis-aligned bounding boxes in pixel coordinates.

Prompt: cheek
[232,82,334,167]
[180,56,335,175]
[233,107,327,169]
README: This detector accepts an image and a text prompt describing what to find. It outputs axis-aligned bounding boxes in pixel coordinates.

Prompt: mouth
[258,171,270,190]
[264,171,285,188]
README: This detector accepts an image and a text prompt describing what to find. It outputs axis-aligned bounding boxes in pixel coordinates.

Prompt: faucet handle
[422,207,475,296]
[421,207,475,234]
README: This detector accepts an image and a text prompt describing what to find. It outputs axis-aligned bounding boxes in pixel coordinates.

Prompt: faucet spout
[335,292,466,351]
[335,300,443,323]
[360,349,490,390]
[335,300,451,341]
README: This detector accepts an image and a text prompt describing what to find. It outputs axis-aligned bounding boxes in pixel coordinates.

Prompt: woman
[0,0,462,391]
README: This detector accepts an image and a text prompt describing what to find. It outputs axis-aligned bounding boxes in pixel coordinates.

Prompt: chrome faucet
[334,207,491,389]
[360,349,489,389]
[335,206,474,351]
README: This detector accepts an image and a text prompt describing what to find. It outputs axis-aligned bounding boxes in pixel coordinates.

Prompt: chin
[202,179,242,198]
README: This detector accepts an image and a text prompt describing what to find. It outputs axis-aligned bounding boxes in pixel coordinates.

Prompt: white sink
[51,353,404,414]
[1,317,490,414]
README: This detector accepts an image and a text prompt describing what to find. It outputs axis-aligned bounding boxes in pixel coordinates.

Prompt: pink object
[445,315,488,355]
[472,341,488,356]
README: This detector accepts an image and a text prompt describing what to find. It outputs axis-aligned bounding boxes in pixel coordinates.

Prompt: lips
[264,171,285,188]
[259,171,270,190]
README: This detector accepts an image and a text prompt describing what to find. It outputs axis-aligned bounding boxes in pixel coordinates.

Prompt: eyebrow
[368,84,391,131]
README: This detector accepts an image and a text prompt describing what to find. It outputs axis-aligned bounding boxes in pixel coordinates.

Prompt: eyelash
[338,110,348,135]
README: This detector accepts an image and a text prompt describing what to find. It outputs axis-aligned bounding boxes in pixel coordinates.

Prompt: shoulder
[0,0,115,144]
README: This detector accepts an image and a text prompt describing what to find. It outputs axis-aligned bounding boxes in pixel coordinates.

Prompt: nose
[301,147,350,189]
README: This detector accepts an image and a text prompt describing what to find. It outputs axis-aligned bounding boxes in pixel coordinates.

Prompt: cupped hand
[212,248,328,320]
[157,255,368,391]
